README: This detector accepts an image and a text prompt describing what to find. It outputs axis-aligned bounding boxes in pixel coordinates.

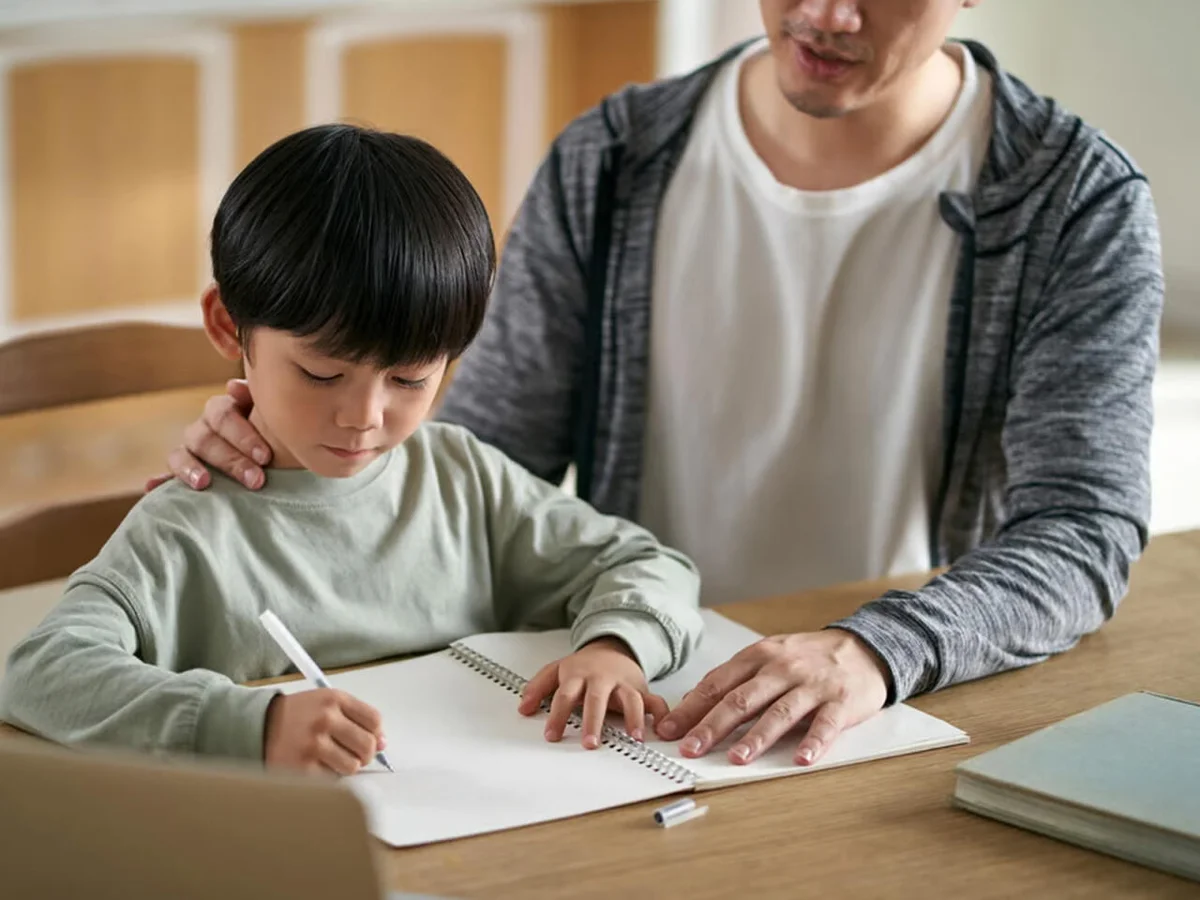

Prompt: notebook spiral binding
[449,642,697,787]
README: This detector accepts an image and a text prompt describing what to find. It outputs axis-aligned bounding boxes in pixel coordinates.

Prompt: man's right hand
[149,379,272,492]
[263,689,386,776]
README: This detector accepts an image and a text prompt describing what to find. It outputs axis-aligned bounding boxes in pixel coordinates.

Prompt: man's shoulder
[970,40,1147,209]
[551,42,746,162]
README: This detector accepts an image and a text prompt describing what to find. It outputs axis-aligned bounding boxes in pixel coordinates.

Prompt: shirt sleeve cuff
[571,610,673,680]
[194,681,280,761]
[825,597,941,705]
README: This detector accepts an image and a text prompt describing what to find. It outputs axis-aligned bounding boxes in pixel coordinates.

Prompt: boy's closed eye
[296,363,429,391]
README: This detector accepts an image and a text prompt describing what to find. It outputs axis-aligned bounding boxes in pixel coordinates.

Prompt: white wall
[954,0,1200,331]
[704,1,1200,330]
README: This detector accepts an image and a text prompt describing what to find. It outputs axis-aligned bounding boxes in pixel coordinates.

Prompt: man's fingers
[166,447,210,491]
[144,472,175,493]
[794,701,848,766]
[519,662,559,716]
[655,655,763,740]
[199,393,271,470]
[727,687,822,765]
[225,377,254,411]
[182,414,262,489]
[580,682,613,749]
[544,677,584,742]
[677,670,799,759]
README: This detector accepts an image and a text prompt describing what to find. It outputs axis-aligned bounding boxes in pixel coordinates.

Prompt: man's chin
[781,87,854,119]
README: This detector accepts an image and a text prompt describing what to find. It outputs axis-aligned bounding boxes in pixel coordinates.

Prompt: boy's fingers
[329,716,378,766]
[580,682,613,749]
[519,662,559,715]
[316,735,363,776]
[544,677,584,742]
[616,686,645,740]
[337,693,383,736]
[643,692,670,727]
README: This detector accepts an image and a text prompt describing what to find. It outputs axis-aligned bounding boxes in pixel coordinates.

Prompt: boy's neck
[248,407,303,469]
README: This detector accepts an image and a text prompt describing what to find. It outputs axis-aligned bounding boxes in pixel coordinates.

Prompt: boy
[0,125,704,776]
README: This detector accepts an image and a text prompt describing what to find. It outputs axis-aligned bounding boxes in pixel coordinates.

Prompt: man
[164,1,1163,770]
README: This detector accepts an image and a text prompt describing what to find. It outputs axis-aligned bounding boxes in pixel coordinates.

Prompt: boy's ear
[201,285,242,362]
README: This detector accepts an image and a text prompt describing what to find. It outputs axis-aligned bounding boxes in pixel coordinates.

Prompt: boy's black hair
[211,123,495,367]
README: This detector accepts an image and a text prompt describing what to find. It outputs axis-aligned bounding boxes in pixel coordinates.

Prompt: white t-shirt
[639,41,993,606]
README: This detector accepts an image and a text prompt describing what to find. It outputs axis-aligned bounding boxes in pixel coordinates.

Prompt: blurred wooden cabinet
[0,0,657,342]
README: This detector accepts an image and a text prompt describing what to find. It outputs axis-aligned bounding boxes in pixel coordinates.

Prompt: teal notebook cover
[955,691,1200,839]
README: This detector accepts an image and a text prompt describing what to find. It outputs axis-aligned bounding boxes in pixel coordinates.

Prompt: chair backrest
[0,492,141,591]
[0,321,240,417]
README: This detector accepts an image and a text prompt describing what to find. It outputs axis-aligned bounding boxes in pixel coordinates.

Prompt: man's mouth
[792,39,860,80]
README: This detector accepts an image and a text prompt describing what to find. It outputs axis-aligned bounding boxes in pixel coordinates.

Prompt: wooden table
[3,530,1199,898]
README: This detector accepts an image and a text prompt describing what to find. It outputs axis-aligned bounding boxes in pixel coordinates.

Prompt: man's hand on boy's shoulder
[519,637,668,750]
[264,688,386,776]
[152,378,272,494]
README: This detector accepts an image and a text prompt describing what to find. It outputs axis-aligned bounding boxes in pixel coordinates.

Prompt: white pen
[258,609,394,773]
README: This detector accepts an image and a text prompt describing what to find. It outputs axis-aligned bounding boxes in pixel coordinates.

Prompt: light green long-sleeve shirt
[0,422,703,761]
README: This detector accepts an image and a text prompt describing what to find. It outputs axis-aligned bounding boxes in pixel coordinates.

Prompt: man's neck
[739,44,965,192]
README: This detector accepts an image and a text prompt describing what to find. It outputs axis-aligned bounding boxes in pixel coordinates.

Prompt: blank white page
[278,650,681,847]
[461,609,969,790]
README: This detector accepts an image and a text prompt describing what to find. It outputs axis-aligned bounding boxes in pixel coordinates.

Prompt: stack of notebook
[953,691,1200,882]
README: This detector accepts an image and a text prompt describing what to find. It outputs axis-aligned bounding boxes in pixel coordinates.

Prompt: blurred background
[0,0,1197,534]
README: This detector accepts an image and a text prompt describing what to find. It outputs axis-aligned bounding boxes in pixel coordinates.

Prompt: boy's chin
[303,445,385,478]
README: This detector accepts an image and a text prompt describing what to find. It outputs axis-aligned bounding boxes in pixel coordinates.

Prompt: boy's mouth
[324,445,378,460]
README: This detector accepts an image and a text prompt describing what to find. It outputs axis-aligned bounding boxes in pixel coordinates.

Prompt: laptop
[0,737,448,900]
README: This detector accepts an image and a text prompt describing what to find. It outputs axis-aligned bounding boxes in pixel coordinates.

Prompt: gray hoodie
[438,40,1165,704]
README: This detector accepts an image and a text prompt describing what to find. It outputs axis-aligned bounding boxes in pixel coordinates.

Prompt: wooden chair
[0,493,142,592]
[0,322,241,589]
[0,321,241,417]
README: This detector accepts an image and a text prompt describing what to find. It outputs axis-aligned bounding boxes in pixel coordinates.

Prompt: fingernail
[797,747,814,765]
[659,720,679,739]
[253,446,270,464]
[378,736,387,750]
[681,736,702,755]
[583,734,599,749]
[544,727,558,742]
[632,728,644,742]
[242,469,260,488]
[731,743,751,763]
[188,470,202,487]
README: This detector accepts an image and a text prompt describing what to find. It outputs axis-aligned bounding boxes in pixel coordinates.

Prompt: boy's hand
[518,637,668,749]
[264,689,385,776]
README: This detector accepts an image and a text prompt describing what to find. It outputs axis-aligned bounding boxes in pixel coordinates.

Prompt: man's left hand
[654,629,892,766]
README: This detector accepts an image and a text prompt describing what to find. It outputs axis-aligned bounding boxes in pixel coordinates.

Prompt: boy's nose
[335,388,386,431]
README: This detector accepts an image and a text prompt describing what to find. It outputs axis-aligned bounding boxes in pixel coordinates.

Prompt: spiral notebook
[281,610,968,847]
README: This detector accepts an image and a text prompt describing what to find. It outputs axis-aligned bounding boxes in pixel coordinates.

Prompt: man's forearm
[828,510,1143,703]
